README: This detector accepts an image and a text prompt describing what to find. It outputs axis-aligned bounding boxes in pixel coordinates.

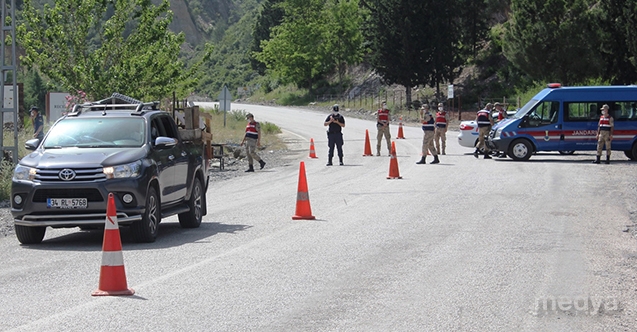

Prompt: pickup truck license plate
[47,198,88,209]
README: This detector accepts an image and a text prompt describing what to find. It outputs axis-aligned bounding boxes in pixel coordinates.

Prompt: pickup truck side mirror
[25,138,40,151]
[154,137,178,149]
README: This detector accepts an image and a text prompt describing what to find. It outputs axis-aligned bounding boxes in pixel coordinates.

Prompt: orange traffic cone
[292,161,315,220]
[363,129,373,156]
[396,116,405,139]
[309,138,318,158]
[387,141,402,179]
[92,193,135,296]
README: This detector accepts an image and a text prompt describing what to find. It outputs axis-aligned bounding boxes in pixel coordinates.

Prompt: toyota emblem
[58,169,76,181]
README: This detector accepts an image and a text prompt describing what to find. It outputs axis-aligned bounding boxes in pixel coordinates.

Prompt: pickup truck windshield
[43,118,146,148]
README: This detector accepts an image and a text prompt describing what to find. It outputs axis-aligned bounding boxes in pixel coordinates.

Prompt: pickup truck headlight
[13,164,36,181]
[103,160,142,179]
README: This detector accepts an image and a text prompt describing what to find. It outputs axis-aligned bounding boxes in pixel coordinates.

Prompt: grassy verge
[199,107,284,150]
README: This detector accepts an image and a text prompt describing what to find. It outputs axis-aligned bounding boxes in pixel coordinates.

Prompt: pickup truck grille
[35,167,106,182]
[33,188,104,203]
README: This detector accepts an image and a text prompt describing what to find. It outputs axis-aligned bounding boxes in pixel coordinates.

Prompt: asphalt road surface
[1,103,636,331]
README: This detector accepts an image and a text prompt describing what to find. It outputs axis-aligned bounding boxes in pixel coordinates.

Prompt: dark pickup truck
[11,94,209,244]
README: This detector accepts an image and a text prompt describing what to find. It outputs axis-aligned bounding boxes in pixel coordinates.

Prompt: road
[0,103,636,331]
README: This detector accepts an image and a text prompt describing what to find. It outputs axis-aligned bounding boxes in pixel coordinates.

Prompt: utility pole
[0,0,18,164]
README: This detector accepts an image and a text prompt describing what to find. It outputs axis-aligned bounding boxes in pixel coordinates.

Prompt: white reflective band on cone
[105,215,119,230]
[100,251,125,266]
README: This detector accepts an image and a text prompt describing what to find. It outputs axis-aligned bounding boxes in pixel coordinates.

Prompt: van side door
[561,102,599,151]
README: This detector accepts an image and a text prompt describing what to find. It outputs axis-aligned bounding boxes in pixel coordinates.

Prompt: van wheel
[131,186,160,243]
[508,139,532,161]
[179,177,203,228]
[15,225,46,244]
[631,143,637,161]
[624,150,634,160]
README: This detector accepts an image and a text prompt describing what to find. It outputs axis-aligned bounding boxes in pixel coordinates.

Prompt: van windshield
[513,99,540,119]
[43,118,146,148]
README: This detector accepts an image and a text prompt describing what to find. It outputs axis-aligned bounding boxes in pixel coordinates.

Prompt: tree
[323,0,364,88]
[250,0,285,76]
[18,0,212,101]
[361,0,435,107]
[23,69,47,112]
[255,0,330,94]
[597,0,637,84]
[503,0,602,85]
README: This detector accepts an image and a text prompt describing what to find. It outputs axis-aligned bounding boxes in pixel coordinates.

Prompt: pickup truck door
[151,118,178,204]
[157,116,189,203]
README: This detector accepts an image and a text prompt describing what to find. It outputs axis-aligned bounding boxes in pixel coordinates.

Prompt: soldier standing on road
[593,104,614,164]
[324,104,345,166]
[474,103,494,159]
[30,106,45,141]
[434,102,448,155]
[376,101,392,156]
[240,113,266,172]
[495,102,507,122]
[494,102,508,158]
[416,105,439,164]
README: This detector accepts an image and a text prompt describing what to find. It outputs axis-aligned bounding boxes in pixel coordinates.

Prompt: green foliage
[18,0,213,101]
[503,0,602,85]
[0,160,14,201]
[255,0,327,92]
[361,0,484,101]
[230,109,248,121]
[196,10,260,98]
[596,0,637,84]
[250,0,285,76]
[254,0,364,94]
[23,69,47,111]
[260,121,281,134]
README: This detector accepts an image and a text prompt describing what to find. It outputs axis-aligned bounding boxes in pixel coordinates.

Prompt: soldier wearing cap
[240,113,266,172]
[495,102,507,122]
[434,102,448,155]
[30,106,45,141]
[376,101,392,156]
[474,103,494,159]
[416,104,439,164]
[324,104,345,166]
[593,104,614,164]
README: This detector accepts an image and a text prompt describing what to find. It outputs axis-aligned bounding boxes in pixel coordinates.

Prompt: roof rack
[67,93,160,116]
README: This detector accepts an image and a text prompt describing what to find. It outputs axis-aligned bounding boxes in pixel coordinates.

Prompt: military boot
[245,165,254,172]
[592,156,600,164]
[416,156,426,164]
[605,155,610,164]
[259,160,266,169]
[431,155,440,164]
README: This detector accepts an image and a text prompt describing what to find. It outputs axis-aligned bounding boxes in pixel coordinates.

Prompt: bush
[260,121,281,135]
[0,159,13,201]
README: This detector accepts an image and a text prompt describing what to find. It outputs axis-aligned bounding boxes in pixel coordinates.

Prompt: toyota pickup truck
[11,94,210,244]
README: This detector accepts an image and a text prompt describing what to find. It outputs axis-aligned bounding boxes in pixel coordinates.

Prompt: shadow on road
[22,221,251,251]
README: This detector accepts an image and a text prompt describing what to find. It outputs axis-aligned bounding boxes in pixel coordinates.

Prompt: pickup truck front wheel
[131,186,160,242]
[15,225,46,244]
[179,177,203,228]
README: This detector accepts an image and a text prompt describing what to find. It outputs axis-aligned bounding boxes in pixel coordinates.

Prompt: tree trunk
[405,86,412,109]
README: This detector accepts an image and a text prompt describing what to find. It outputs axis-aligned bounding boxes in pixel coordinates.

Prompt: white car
[457,111,516,149]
